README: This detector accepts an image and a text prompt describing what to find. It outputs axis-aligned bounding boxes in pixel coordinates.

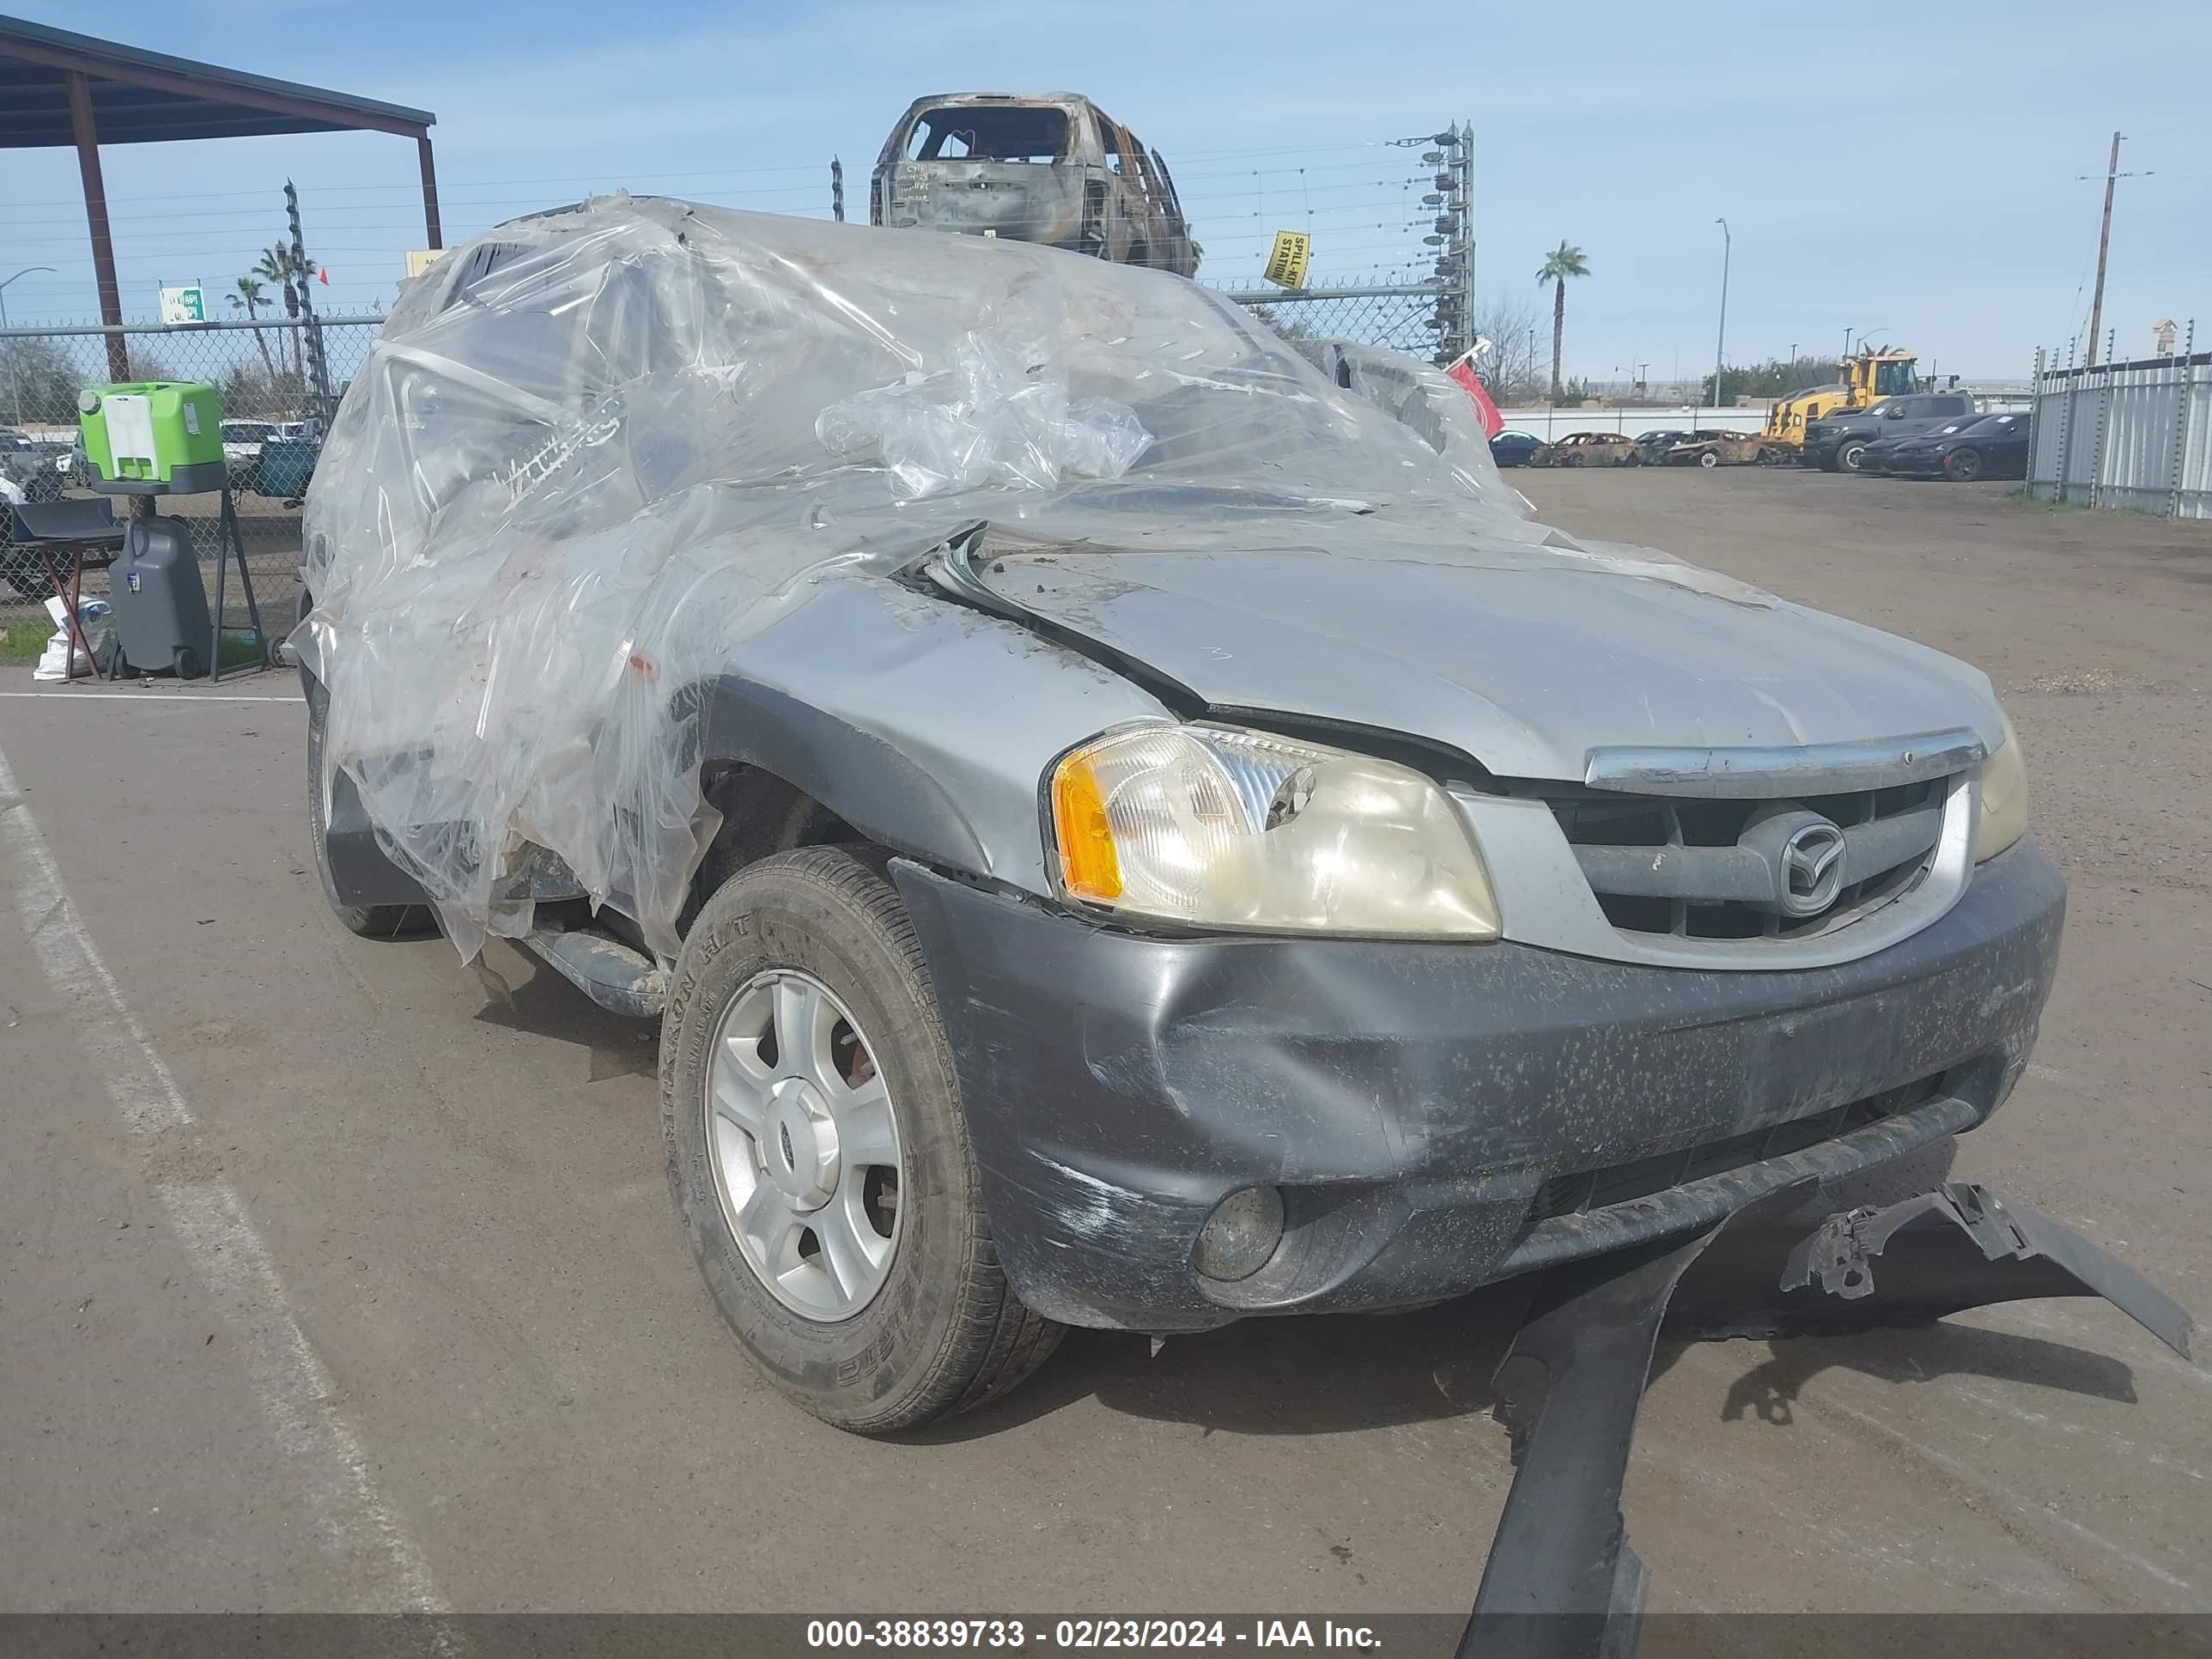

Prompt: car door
[1912,395,1969,437]
[1146,148,1200,275]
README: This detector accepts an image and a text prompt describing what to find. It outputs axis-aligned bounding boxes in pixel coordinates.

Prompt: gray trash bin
[109,514,213,679]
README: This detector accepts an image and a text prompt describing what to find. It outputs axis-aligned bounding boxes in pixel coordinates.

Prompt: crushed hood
[974,544,2003,783]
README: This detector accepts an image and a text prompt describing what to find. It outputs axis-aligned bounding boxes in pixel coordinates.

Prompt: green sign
[160,285,207,326]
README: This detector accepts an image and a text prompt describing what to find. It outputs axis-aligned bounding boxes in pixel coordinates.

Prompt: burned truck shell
[872,92,1200,276]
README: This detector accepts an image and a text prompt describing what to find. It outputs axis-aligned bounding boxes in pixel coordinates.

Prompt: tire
[663,847,1063,1432]
[303,672,438,939]
[171,646,203,680]
[1837,440,1869,473]
[1945,447,1984,483]
[1698,450,1719,469]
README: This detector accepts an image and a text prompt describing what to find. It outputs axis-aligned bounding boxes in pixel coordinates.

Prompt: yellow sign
[404,248,447,280]
[1262,231,1311,290]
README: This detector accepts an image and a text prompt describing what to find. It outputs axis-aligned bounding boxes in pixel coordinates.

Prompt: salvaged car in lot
[872,92,1200,276]
[301,196,2075,1440]
[1488,429,1543,467]
[1629,428,1695,465]
[1886,410,2032,482]
[1658,428,1762,468]
[1855,413,1982,477]
[1805,390,1977,471]
[1526,428,1638,467]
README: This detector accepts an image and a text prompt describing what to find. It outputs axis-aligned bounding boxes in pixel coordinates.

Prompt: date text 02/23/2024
[805,1620,1381,1650]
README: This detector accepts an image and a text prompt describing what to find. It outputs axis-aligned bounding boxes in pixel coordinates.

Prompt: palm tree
[228,275,276,378]
[253,245,305,386]
[1534,241,1591,403]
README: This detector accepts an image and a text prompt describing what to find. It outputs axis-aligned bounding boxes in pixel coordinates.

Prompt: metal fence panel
[1,317,384,647]
[2028,331,2209,519]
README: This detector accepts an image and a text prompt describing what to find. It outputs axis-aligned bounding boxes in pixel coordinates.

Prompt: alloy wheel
[704,969,904,1322]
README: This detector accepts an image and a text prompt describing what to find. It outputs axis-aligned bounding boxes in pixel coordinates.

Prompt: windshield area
[905,106,1069,162]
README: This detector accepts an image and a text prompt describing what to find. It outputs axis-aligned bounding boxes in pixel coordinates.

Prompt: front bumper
[1886,451,1948,476]
[891,842,2065,1331]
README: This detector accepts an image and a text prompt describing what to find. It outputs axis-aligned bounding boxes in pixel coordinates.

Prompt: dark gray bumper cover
[893,843,2065,1330]
[1463,1180,2194,1659]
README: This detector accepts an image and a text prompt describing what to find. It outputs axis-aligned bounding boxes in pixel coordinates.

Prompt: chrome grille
[1547,776,1947,941]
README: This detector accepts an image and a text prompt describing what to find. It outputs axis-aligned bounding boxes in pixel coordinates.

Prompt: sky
[5,0,2209,380]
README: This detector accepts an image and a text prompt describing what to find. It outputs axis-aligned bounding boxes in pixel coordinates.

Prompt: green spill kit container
[77,380,228,494]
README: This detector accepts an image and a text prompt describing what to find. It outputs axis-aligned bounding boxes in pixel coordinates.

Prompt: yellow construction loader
[1761,349,1917,461]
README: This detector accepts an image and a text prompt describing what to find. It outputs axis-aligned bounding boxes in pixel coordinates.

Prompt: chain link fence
[1216,279,1444,356]
[1,317,384,656]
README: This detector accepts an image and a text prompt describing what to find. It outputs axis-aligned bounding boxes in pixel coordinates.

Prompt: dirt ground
[1,467,2206,1624]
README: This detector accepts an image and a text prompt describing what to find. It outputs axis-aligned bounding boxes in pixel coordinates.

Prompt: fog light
[1193,1186,1285,1282]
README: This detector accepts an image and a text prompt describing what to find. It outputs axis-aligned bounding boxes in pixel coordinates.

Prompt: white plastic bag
[33,595,114,682]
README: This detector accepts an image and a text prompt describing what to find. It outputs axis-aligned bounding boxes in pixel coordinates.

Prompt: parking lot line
[0,690,304,703]
[0,741,448,1620]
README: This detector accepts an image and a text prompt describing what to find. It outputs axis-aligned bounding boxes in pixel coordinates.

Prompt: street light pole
[1711,219,1730,421]
[1,265,59,427]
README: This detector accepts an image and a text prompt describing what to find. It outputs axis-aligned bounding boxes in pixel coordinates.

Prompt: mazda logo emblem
[1778,820,1848,916]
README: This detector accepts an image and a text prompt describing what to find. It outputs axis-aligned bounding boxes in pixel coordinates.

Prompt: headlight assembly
[1975,710,2030,862]
[1048,722,1501,939]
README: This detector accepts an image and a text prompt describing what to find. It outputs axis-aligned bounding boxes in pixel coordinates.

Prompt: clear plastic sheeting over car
[295,194,1771,961]
[816,328,1152,497]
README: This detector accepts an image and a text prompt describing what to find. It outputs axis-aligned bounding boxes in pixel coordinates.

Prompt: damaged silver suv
[298,198,2057,1433]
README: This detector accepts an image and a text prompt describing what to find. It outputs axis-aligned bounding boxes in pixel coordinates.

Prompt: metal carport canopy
[0,13,439,374]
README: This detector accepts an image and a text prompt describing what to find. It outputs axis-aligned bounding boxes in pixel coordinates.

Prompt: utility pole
[2085,131,2123,366]
[1711,218,1730,416]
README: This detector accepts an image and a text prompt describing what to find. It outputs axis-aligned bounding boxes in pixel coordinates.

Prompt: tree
[125,343,179,384]
[1244,303,1318,342]
[1466,291,1547,405]
[254,244,306,379]
[1699,356,1844,405]
[0,333,93,426]
[229,275,276,378]
[1534,241,1590,403]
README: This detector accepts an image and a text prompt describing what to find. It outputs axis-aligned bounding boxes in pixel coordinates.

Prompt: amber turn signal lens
[1052,752,1123,902]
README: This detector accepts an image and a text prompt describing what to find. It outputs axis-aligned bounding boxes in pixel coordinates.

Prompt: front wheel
[662,847,1062,1432]
[1698,450,1720,469]
[1837,441,1869,472]
[1944,447,1984,483]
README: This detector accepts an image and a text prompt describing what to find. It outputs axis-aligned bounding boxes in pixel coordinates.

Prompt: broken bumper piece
[1462,1180,2194,1659]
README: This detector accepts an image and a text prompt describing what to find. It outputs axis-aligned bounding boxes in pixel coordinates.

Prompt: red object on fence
[1446,353,1504,438]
